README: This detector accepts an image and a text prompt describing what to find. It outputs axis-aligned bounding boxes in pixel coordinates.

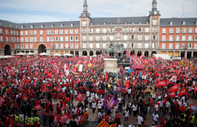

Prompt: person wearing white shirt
[128,88,131,99]
[152,112,159,125]
[97,101,103,112]
[92,101,97,113]
[124,109,129,122]
[132,104,137,116]
[137,114,143,126]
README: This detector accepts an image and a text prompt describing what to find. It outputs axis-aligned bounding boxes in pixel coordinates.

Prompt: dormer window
[51,24,54,27]
[182,21,186,25]
[146,22,149,24]
[139,22,141,24]
[41,25,44,28]
[125,22,127,24]
[97,23,99,25]
[61,24,64,27]
[21,25,24,29]
[71,24,74,27]
[195,21,197,25]
[9,24,12,27]
[104,23,106,25]
[15,26,18,28]
[132,22,134,24]
[169,22,173,26]
[31,25,34,28]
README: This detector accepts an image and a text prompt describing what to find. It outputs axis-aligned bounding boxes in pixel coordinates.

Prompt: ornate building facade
[0,0,197,58]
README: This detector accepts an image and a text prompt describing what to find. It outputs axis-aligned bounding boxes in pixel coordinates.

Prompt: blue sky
[0,0,196,23]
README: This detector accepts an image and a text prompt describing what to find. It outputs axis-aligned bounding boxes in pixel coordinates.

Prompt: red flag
[168,92,176,98]
[178,88,187,97]
[155,81,166,88]
[34,104,42,110]
[0,96,5,107]
[72,66,77,73]
[76,92,84,102]
[59,113,72,124]
[194,85,197,94]
[77,112,88,124]
[168,84,179,92]
[153,54,157,60]
[54,112,59,127]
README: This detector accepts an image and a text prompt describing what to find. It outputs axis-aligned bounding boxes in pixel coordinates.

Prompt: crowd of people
[0,54,197,127]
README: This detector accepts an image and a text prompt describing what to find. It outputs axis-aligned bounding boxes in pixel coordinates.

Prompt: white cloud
[0,0,196,23]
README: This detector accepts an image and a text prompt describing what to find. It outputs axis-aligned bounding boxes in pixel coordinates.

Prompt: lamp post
[183,43,188,59]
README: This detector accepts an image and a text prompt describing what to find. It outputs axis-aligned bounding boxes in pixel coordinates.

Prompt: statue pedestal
[104,58,118,73]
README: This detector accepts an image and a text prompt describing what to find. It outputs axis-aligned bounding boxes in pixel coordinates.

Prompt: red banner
[156,81,166,87]
[178,88,187,97]
[168,92,176,98]
[59,113,72,124]
[34,105,42,110]
[168,84,179,92]
[76,92,84,102]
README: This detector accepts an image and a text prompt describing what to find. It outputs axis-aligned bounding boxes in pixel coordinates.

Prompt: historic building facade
[0,0,197,58]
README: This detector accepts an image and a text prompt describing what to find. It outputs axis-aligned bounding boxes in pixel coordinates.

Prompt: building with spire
[0,0,197,58]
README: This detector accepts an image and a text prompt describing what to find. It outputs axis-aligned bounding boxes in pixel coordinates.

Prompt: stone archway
[130,50,135,56]
[4,44,11,55]
[151,51,157,57]
[144,51,149,57]
[96,51,101,55]
[137,51,142,57]
[38,44,46,53]
[82,51,87,56]
[90,51,94,56]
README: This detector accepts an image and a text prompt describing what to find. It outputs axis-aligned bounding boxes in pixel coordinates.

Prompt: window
[169,28,174,33]
[82,21,86,26]
[123,43,127,48]
[60,29,63,34]
[55,29,58,34]
[131,35,135,40]
[6,37,8,42]
[124,28,128,33]
[60,43,64,49]
[153,28,157,32]
[0,36,2,42]
[175,43,179,49]
[103,28,107,33]
[47,37,50,42]
[153,35,156,40]
[30,37,33,42]
[61,24,64,28]
[194,44,197,49]
[195,27,197,33]
[188,35,193,41]
[103,36,107,41]
[188,43,192,49]
[169,35,173,41]
[83,43,87,48]
[65,43,68,48]
[169,43,173,49]
[110,36,113,41]
[70,29,73,34]
[34,30,37,35]
[162,43,166,49]
[176,27,180,33]
[46,30,50,35]
[51,37,54,42]
[103,43,106,48]
[124,35,128,40]
[162,35,166,41]
[34,37,37,42]
[21,44,24,49]
[195,35,197,41]
[0,28,2,34]
[5,29,9,34]
[145,28,149,32]
[82,29,86,33]
[176,35,180,41]
[89,28,93,33]
[153,19,157,25]
[138,35,142,41]
[96,28,100,33]
[189,28,193,33]
[65,36,68,41]
[75,36,78,41]
[75,29,78,34]
[145,35,149,41]
[130,27,134,32]
[162,28,166,33]
[55,36,59,41]
[182,35,186,41]
[50,30,53,35]
[70,36,73,41]
[182,28,186,33]
[55,44,59,49]
[96,43,100,48]
[96,36,100,41]
[182,22,186,25]
[138,28,142,32]
[181,43,186,49]
[75,43,79,48]
[40,30,43,35]
[20,37,24,42]
[138,43,142,48]
[89,43,93,48]
[110,28,113,33]
[82,36,86,41]
[145,43,149,48]
[60,36,64,41]
[89,36,93,41]
[25,37,28,42]
[30,31,33,35]
[17,37,19,42]
[25,31,28,35]
[40,37,43,42]
[25,44,28,49]
[20,31,23,36]
[152,43,155,48]
[65,29,68,34]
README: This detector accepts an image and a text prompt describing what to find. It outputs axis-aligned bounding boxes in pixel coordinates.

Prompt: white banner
[79,64,83,72]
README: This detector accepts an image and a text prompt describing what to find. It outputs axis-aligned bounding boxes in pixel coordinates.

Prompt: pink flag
[107,96,115,110]
[168,84,179,92]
